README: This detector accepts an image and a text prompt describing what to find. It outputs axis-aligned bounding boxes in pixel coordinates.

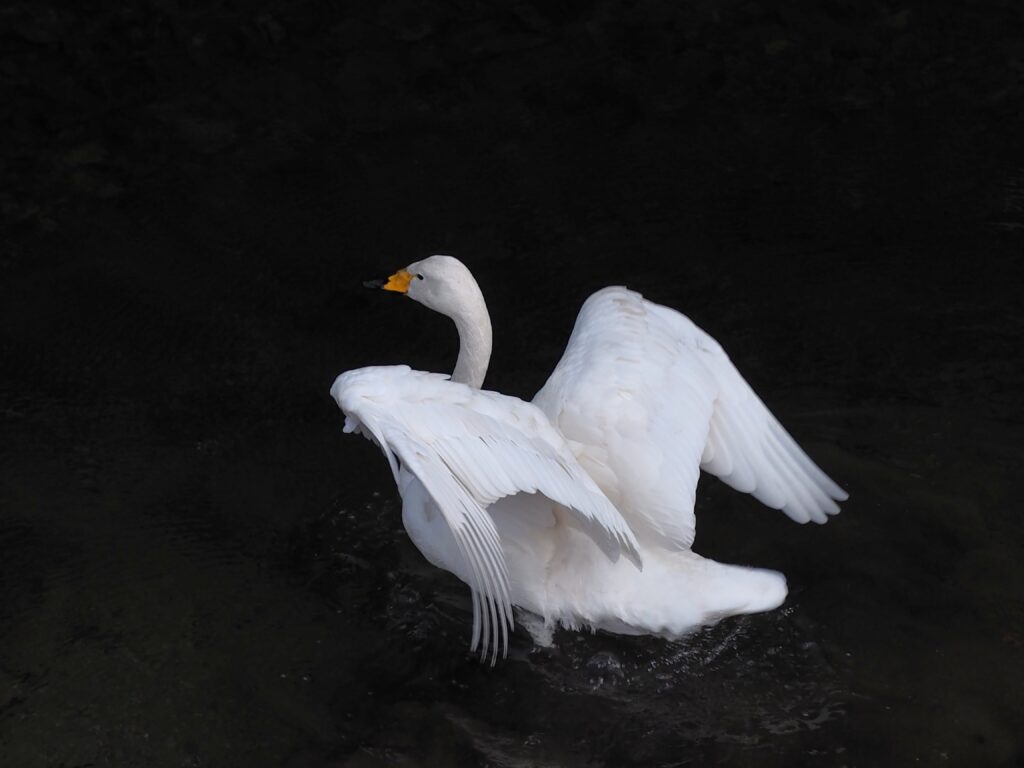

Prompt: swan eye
[415,273,425,280]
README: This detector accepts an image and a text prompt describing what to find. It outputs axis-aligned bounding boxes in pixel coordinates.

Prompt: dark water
[2,1,1023,766]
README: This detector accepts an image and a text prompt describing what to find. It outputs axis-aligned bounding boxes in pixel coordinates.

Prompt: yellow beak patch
[382,269,413,294]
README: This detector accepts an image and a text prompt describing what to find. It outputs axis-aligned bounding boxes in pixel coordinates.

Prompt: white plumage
[331,256,847,661]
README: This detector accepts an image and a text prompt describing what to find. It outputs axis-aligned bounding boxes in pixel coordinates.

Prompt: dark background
[2,0,1023,766]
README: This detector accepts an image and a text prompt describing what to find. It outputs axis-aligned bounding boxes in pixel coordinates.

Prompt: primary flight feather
[331,255,847,661]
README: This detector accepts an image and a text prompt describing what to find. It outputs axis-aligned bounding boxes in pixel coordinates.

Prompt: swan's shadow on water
[285,492,855,764]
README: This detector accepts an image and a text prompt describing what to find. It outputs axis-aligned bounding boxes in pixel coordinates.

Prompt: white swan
[330,255,847,662]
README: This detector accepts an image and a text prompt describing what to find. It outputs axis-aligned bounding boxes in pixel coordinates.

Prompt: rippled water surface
[2,1,1023,766]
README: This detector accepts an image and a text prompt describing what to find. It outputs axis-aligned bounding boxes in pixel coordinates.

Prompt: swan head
[366,255,492,388]
[371,254,482,319]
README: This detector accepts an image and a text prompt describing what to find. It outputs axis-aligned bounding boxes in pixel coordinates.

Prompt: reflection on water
[343,581,852,765]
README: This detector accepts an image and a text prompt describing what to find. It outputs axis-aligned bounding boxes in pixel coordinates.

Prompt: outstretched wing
[331,365,641,663]
[533,287,847,552]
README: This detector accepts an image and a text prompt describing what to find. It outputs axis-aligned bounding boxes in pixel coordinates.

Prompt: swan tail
[685,554,789,622]
[600,550,789,637]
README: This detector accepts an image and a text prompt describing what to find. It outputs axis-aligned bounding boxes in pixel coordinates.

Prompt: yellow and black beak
[363,269,413,294]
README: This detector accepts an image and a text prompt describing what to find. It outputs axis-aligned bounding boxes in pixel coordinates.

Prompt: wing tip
[468,602,512,666]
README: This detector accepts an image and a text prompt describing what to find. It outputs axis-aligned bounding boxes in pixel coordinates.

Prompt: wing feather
[534,287,847,550]
[331,365,641,662]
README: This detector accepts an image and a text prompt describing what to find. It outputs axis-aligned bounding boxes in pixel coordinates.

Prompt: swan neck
[451,297,492,389]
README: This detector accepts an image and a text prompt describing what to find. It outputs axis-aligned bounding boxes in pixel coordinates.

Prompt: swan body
[331,256,847,661]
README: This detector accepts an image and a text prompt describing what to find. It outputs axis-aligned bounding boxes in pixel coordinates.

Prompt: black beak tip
[363,279,386,289]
